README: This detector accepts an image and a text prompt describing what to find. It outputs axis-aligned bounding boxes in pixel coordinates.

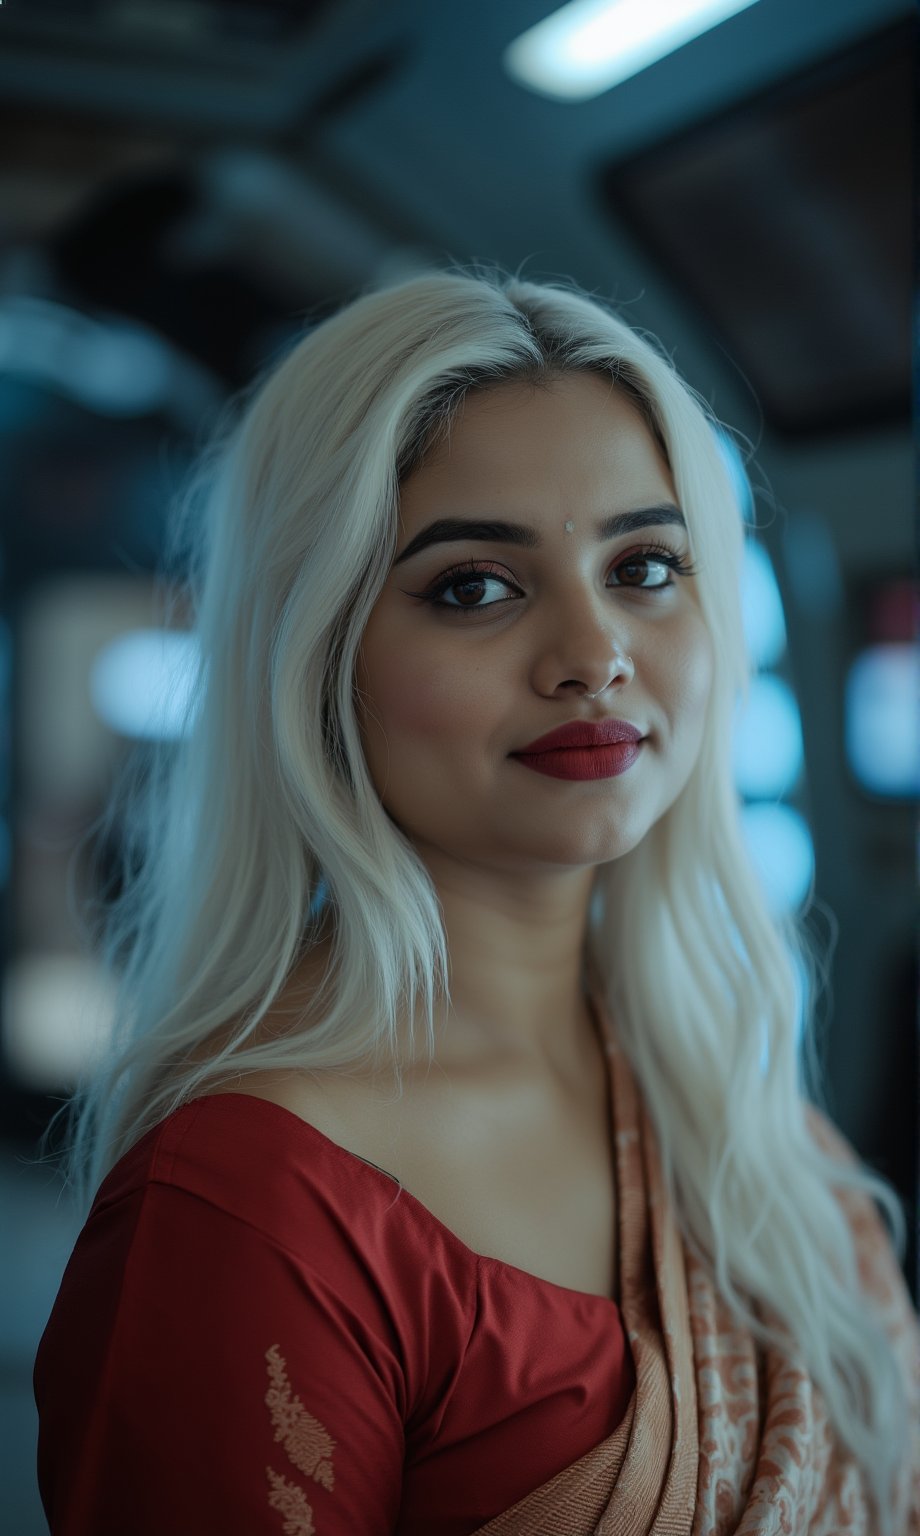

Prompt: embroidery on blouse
[266,1469,316,1536]
[264,1343,337,1535]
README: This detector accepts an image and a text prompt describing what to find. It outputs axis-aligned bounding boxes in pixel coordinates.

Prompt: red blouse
[33,1092,635,1535]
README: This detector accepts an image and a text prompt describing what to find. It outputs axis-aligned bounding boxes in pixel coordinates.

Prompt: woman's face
[355,372,713,877]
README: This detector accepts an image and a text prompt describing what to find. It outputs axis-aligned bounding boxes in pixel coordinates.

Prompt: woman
[33,269,918,1534]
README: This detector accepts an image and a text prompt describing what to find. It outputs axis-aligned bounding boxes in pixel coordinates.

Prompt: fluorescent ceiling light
[504,0,762,102]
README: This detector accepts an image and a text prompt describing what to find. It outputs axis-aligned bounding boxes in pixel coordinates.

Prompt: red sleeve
[34,1178,405,1535]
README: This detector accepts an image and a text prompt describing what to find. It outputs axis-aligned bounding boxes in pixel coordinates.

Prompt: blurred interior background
[0,0,915,1528]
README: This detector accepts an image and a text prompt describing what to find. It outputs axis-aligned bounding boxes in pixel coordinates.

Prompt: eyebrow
[392,504,688,565]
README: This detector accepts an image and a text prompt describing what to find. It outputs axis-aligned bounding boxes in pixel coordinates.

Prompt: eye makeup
[407,541,698,615]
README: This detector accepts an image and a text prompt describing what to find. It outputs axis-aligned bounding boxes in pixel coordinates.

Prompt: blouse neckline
[185,1087,622,1311]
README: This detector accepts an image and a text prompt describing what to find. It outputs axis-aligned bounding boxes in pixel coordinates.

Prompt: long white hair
[41,267,910,1532]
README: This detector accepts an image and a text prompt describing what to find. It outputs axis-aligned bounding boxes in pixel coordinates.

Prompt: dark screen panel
[598,22,912,437]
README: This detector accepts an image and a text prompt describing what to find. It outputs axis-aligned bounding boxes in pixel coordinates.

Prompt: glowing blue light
[0,296,222,421]
[845,643,919,798]
[741,802,814,917]
[504,0,762,101]
[89,629,201,740]
[740,539,786,668]
[733,673,803,799]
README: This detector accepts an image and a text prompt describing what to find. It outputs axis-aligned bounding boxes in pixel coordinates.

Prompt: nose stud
[585,653,633,699]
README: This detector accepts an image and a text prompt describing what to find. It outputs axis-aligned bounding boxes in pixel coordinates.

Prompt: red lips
[513,718,644,754]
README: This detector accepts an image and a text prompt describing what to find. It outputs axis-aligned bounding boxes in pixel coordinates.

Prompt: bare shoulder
[189,938,415,1160]
[196,1061,391,1145]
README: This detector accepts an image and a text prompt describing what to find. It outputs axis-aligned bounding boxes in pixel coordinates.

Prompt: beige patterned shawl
[472,989,920,1535]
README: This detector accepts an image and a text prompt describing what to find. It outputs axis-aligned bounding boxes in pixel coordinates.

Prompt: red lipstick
[510,717,644,782]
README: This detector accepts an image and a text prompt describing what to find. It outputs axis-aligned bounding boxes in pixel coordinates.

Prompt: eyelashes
[408,542,699,615]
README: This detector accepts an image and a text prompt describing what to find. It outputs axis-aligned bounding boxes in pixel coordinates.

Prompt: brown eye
[615,555,668,588]
[609,544,697,591]
[451,577,493,607]
[417,560,521,613]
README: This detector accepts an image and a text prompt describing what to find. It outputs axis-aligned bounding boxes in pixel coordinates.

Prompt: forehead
[402,373,674,512]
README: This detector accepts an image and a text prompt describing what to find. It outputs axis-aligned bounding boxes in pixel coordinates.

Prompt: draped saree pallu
[472,992,920,1536]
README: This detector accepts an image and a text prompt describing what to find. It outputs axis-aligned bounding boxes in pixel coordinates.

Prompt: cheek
[375,674,449,743]
[356,623,464,755]
[688,621,714,700]
[661,617,714,724]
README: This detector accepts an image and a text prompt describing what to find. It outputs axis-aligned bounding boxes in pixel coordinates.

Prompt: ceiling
[0,0,911,439]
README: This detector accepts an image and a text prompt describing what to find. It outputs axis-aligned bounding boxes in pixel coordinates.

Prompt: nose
[533,580,637,699]
[564,647,634,699]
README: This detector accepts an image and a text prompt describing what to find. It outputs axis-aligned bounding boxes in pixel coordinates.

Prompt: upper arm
[34,1181,405,1536]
